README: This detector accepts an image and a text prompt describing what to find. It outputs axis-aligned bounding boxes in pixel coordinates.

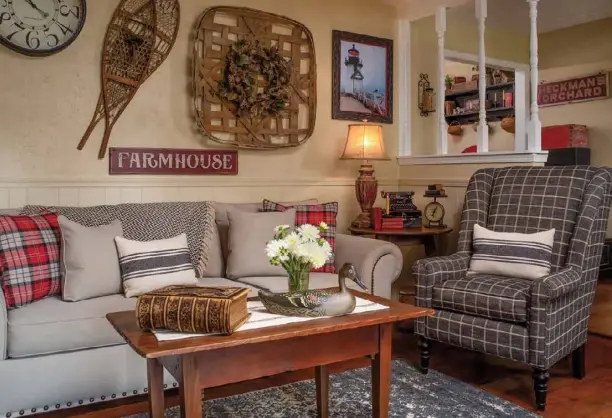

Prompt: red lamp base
[351,163,378,229]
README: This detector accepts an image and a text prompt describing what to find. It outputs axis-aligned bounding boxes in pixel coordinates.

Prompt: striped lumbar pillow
[468,224,555,280]
[115,234,198,298]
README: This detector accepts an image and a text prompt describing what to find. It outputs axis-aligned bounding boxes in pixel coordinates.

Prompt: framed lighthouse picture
[332,30,393,124]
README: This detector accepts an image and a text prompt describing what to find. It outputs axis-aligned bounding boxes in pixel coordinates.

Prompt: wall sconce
[418,73,436,117]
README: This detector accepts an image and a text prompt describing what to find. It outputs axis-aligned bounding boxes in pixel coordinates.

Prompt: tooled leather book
[136,286,251,335]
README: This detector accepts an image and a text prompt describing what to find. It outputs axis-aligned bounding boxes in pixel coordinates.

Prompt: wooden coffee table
[107,292,432,418]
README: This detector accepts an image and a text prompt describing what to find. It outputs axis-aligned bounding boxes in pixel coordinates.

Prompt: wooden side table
[348,226,453,330]
[347,226,452,258]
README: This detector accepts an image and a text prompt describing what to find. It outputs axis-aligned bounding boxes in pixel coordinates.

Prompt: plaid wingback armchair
[413,166,612,411]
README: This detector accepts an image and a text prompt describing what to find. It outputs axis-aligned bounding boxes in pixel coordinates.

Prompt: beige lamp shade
[340,124,390,161]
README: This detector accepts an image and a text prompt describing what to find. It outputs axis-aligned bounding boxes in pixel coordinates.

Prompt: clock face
[424,202,445,222]
[0,0,86,56]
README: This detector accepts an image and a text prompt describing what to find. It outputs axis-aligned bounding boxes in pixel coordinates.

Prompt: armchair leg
[532,368,550,412]
[572,344,586,379]
[418,337,431,375]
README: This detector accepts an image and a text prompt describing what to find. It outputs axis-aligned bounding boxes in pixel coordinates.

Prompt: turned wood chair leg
[418,337,431,374]
[572,344,586,379]
[532,368,550,412]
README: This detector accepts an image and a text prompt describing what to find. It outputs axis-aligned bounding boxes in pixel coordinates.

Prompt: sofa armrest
[413,252,471,308]
[0,286,6,360]
[334,233,403,299]
[531,268,582,301]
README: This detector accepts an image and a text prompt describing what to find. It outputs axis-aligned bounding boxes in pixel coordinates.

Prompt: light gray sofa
[0,202,403,417]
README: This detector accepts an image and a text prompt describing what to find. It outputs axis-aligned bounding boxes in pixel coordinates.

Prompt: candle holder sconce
[418,73,436,117]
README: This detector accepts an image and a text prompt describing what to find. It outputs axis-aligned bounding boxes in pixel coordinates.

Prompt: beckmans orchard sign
[109,148,238,175]
[538,72,609,107]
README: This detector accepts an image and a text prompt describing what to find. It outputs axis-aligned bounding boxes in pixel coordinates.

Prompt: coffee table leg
[147,358,164,418]
[372,323,392,418]
[315,365,329,418]
[179,354,202,418]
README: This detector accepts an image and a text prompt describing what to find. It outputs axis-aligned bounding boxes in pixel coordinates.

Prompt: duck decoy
[258,263,367,317]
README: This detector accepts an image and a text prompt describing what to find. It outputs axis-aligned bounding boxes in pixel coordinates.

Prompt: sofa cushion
[59,216,124,301]
[0,213,62,309]
[7,294,136,358]
[225,209,296,279]
[431,274,532,323]
[116,234,198,298]
[262,200,338,273]
[236,273,363,293]
[214,200,318,264]
[7,277,257,358]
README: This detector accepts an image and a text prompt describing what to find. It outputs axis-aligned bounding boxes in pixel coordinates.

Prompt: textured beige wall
[539,17,612,236]
[540,18,612,71]
[0,0,399,182]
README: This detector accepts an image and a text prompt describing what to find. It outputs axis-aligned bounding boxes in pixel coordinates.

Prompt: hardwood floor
[589,280,612,338]
[394,331,612,418]
[29,280,612,418]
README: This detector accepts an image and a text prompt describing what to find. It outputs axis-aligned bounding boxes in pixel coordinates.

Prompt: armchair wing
[529,168,612,369]
[334,233,402,299]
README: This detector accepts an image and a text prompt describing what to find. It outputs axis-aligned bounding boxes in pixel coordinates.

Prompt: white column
[476,0,488,152]
[398,19,411,156]
[435,6,447,155]
[527,0,542,151]
[513,69,527,151]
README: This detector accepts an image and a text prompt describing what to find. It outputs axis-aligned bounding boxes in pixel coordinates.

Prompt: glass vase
[287,269,310,293]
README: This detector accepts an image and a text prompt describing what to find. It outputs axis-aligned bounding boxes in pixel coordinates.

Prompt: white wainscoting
[0,177,398,233]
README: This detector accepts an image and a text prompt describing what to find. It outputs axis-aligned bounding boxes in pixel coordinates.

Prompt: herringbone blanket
[21,202,216,277]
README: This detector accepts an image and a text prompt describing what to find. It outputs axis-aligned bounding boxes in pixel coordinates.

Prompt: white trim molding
[0,177,398,189]
[397,150,548,165]
[435,6,447,155]
[397,18,411,156]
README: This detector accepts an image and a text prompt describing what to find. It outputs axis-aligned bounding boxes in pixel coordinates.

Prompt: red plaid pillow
[262,200,338,273]
[0,214,61,309]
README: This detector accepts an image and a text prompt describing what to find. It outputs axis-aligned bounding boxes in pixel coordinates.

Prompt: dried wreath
[217,39,292,118]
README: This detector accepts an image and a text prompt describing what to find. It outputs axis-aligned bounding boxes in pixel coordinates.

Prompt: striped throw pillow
[468,224,555,280]
[115,234,198,298]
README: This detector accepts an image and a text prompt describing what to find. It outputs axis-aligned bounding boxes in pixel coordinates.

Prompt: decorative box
[136,286,250,335]
[542,124,588,150]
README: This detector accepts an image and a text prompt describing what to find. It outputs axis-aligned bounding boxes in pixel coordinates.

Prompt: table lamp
[340,123,390,228]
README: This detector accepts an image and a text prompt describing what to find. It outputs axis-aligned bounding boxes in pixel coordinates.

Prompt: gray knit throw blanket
[21,202,216,277]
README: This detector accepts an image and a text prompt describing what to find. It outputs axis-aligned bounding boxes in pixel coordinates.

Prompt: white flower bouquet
[265,222,332,292]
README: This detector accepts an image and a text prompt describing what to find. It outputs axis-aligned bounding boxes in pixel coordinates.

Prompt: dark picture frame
[332,30,393,124]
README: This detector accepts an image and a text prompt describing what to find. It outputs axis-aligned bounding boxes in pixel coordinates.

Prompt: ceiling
[386,0,612,33]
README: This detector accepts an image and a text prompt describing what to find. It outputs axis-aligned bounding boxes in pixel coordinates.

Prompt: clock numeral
[26,31,40,49]
[46,33,59,47]
[59,5,80,19]
[0,0,7,8]
[6,23,25,41]
[54,20,73,36]
[0,12,10,24]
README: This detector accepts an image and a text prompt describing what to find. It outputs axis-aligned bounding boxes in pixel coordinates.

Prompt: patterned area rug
[128,360,539,418]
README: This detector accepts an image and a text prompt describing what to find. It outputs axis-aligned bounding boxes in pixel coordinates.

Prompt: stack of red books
[381,217,404,230]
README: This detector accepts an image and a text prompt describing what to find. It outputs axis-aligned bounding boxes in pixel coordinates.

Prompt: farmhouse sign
[109,148,238,175]
[538,72,609,107]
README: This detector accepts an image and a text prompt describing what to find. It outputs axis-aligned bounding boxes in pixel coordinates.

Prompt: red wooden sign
[109,148,238,175]
[538,72,609,107]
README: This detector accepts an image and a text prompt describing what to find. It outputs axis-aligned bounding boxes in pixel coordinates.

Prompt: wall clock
[0,0,86,56]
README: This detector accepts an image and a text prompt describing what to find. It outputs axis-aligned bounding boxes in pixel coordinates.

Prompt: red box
[542,125,588,150]
[372,207,383,230]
